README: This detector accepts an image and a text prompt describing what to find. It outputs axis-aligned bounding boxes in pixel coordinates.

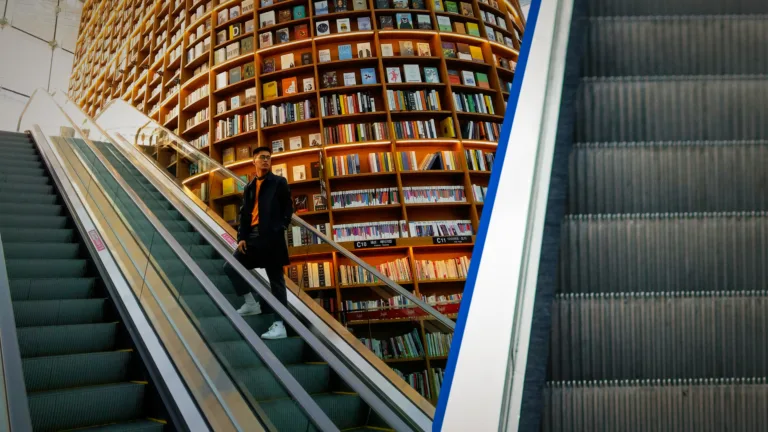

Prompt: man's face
[253,151,272,171]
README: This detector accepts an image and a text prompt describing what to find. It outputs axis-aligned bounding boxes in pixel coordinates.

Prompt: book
[417,42,431,56]
[454,21,466,34]
[309,133,322,147]
[357,42,372,58]
[303,77,315,91]
[476,72,490,89]
[259,32,273,48]
[276,28,290,43]
[338,44,353,60]
[293,5,306,18]
[240,36,254,54]
[399,41,414,56]
[416,14,431,29]
[245,88,257,104]
[316,20,331,35]
[437,16,451,31]
[242,62,255,79]
[460,2,473,16]
[242,0,254,13]
[336,18,351,32]
[281,53,295,69]
[386,67,402,83]
[380,16,394,29]
[357,16,372,30]
[272,139,285,153]
[278,9,292,23]
[295,24,309,39]
[376,0,389,7]
[318,49,332,62]
[223,148,235,164]
[403,64,421,82]
[229,67,241,83]
[263,57,276,73]
[424,67,439,83]
[315,1,329,15]
[263,81,278,99]
[293,165,307,182]
[272,163,288,178]
[360,68,377,84]
[231,95,241,108]
[466,22,480,37]
[322,71,338,88]
[282,77,298,94]
[395,13,413,29]
[289,136,303,150]
[260,11,275,28]
[469,45,484,62]
[442,42,457,58]
[461,70,476,86]
[353,0,367,9]
[343,72,357,86]
[302,52,312,64]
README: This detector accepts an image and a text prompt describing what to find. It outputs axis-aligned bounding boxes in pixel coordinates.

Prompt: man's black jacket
[236,171,293,268]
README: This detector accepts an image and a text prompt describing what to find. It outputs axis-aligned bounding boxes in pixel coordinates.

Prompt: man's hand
[237,240,247,254]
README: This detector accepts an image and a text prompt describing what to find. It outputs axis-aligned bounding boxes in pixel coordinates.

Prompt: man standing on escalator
[224,146,293,340]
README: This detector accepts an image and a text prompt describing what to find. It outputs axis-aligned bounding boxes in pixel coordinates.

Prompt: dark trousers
[223,230,288,309]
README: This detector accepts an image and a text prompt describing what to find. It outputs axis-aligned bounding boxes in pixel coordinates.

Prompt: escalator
[0,130,175,431]
[520,0,768,430]
[66,136,396,432]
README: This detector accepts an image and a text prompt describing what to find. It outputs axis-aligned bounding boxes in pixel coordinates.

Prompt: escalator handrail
[0,233,33,432]
[58,94,423,431]
[48,97,341,432]
[94,97,456,332]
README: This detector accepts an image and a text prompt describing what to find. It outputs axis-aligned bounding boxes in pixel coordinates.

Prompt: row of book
[330,187,400,209]
[396,369,434,400]
[387,89,442,112]
[408,220,473,237]
[462,120,500,141]
[343,293,414,312]
[323,122,389,145]
[185,107,210,132]
[339,256,413,287]
[286,262,334,289]
[472,183,487,202]
[215,111,258,141]
[287,222,332,247]
[414,256,471,281]
[422,293,463,305]
[359,328,425,359]
[185,85,210,108]
[426,332,453,357]
[319,92,378,117]
[453,92,496,115]
[332,220,407,242]
[402,185,466,204]
[259,99,314,127]
[397,150,461,171]
[465,148,495,171]
[215,62,256,90]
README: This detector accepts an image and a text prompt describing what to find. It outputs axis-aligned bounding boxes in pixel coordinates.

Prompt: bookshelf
[69,0,525,404]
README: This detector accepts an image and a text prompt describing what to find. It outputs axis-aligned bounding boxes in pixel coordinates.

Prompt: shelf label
[88,229,106,251]
[354,239,396,249]
[432,235,472,245]
[221,232,237,247]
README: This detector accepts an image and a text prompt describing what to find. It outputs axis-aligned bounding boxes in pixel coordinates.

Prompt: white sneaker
[261,321,287,340]
[237,302,262,316]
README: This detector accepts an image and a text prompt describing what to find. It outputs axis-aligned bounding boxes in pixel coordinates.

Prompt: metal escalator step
[550,292,768,381]
[0,203,62,216]
[13,298,107,327]
[575,76,768,142]
[23,350,133,392]
[0,172,49,185]
[211,335,304,365]
[235,363,331,400]
[560,213,768,294]
[6,258,89,278]
[74,420,166,431]
[0,214,67,229]
[0,146,37,156]
[259,393,367,431]
[586,0,768,16]
[0,159,43,170]
[584,16,768,77]
[0,152,39,163]
[27,382,147,432]
[179,293,240,317]
[3,242,80,259]
[198,315,281,344]
[0,228,74,243]
[568,141,768,214]
[0,165,45,176]
[17,322,118,357]
[543,378,768,432]
[0,192,56,206]
[10,278,98,300]
[0,183,54,195]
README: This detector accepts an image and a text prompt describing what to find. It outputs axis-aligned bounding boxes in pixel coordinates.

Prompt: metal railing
[0,233,33,432]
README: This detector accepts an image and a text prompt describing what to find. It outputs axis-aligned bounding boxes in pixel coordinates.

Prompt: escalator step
[6,258,89,278]
[560,213,768,294]
[10,278,98,300]
[0,165,45,176]
[0,214,68,229]
[543,378,768,432]
[75,420,166,431]
[258,393,366,431]
[0,203,62,216]
[27,382,147,432]
[23,350,133,391]
[199,315,280,344]
[3,242,80,259]
[550,292,768,381]
[583,16,768,77]
[0,152,39,163]
[0,183,54,195]
[179,293,240,318]
[0,228,74,243]
[569,141,768,214]
[13,299,107,327]
[212,336,305,365]
[585,0,768,16]
[0,191,57,205]
[17,322,118,357]
[235,363,331,400]
[575,76,768,142]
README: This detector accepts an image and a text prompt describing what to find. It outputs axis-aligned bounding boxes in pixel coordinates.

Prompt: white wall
[0,0,81,131]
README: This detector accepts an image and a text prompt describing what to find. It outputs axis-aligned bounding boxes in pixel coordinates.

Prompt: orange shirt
[250,178,264,227]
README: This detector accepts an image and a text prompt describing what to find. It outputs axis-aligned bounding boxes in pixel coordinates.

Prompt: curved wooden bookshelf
[69,0,525,405]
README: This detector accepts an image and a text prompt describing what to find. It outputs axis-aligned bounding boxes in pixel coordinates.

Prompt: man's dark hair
[253,146,272,156]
